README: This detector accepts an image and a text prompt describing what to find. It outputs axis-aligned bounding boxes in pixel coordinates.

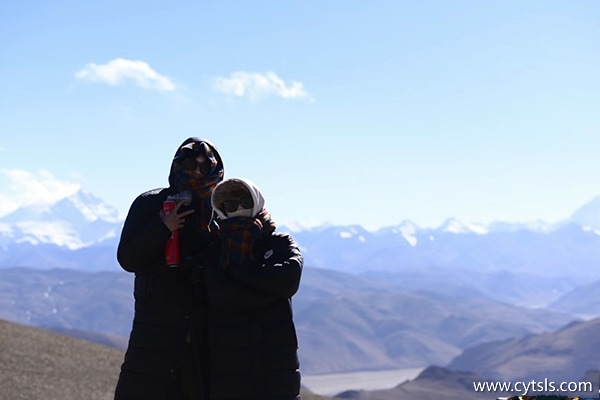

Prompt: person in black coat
[204,177,303,400]
[114,138,224,400]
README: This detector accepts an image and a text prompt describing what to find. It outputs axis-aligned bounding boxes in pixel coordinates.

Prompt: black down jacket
[114,138,223,400]
[203,232,303,400]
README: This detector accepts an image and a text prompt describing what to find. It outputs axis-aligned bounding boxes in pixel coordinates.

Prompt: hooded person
[114,138,224,400]
[203,177,303,400]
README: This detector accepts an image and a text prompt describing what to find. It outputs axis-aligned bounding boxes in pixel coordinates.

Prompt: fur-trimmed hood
[211,177,265,220]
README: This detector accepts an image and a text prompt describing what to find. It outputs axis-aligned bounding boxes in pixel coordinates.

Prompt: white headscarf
[211,177,265,220]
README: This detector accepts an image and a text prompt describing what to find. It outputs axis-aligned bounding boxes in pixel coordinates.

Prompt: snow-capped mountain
[2,189,600,283]
[569,195,600,230]
[0,189,122,250]
[437,218,488,235]
[3,191,600,377]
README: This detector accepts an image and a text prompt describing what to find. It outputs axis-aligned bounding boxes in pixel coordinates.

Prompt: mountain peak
[439,218,488,235]
[1,189,121,224]
[378,220,420,246]
[0,189,122,250]
[569,196,600,229]
[61,189,122,223]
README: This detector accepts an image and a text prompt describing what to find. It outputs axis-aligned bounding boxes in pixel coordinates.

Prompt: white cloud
[213,70,312,101]
[75,58,176,92]
[0,169,81,217]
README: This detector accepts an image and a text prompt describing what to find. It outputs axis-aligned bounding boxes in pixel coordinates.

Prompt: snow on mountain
[439,218,488,235]
[582,226,600,237]
[569,195,600,229]
[2,189,600,280]
[2,187,592,252]
[0,189,123,250]
[486,219,555,233]
[56,189,122,223]
[378,220,420,246]
[337,225,368,242]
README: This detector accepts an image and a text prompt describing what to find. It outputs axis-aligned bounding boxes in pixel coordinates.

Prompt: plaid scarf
[218,209,276,268]
[170,162,224,231]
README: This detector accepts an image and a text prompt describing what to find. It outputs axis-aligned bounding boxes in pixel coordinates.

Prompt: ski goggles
[222,195,253,213]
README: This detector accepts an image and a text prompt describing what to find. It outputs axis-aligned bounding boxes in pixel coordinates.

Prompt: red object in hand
[162,200,180,267]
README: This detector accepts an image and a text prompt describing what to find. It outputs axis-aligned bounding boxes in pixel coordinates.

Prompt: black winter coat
[203,232,303,400]
[114,187,214,400]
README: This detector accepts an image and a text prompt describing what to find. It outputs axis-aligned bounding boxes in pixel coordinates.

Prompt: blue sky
[1,1,599,230]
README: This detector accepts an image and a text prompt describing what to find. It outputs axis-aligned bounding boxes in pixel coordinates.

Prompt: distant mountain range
[294,268,575,374]
[2,192,600,317]
[2,189,600,383]
[0,266,580,375]
[448,317,600,385]
[0,189,121,250]
[3,189,600,279]
[336,365,598,400]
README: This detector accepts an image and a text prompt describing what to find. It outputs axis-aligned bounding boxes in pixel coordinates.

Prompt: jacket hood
[168,137,224,188]
[211,178,265,220]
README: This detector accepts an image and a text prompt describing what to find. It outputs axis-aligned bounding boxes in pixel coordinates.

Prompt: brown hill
[0,267,577,375]
[0,318,123,400]
[332,366,495,400]
[447,317,600,385]
[0,319,333,400]
[332,366,599,400]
